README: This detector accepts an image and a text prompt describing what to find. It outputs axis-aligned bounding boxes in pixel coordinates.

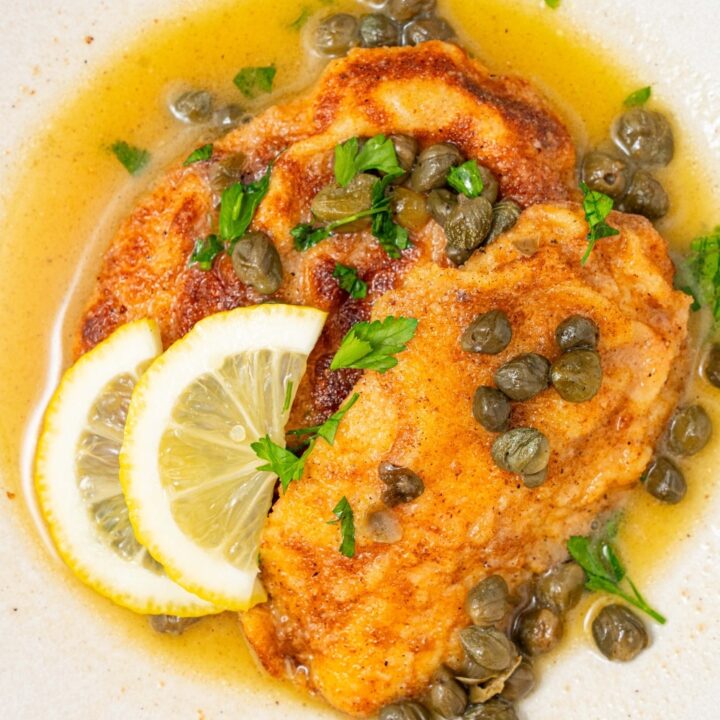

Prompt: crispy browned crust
[242,205,690,716]
[77,42,576,428]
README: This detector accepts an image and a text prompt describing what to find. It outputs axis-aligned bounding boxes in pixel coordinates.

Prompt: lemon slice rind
[120,305,327,610]
[35,319,217,616]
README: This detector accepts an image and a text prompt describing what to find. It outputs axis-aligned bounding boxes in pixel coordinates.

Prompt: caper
[581,151,630,200]
[592,604,648,662]
[461,310,513,355]
[550,349,603,403]
[486,200,521,245]
[472,387,512,433]
[402,17,456,46]
[311,173,376,229]
[390,134,419,174]
[445,197,494,265]
[170,90,214,124]
[459,627,517,672]
[411,143,463,193]
[475,165,499,204]
[456,658,497,684]
[500,659,535,702]
[366,508,403,544]
[466,576,512,627]
[392,187,431,232]
[212,104,250,131]
[555,315,599,351]
[427,666,468,718]
[642,456,687,504]
[387,0,436,22]
[210,152,248,195]
[522,468,547,488]
[492,428,550,477]
[149,615,201,635]
[702,343,720,388]
[427,189,458,227]
[619,169,669,220]
[379,701,432,720]
[359,14,400,48]
[314,13,359,57]
[231,232,283,294]
[535,562,586,613]
[515,607,563,656]
[613,108,674,167]
[494,354,550,401]
[667,404,712,456]
[379,462,425,507]
[463,698,518,720]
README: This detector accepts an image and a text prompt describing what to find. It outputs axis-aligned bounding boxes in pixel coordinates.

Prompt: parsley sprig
[447,160,485,198]
[333,263,368,299]
[328,496,355,558]
[331,316,418,373]
[291,174,409,258]
[334,135,404,187]
[251,393,360,491]
[579,181,620,265]
[683,226,720,321]
[188,235,223,271]
[567,521,666,624]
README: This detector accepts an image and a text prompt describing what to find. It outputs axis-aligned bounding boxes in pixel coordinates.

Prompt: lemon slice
[120,304,327,610]
[35,319,216,616]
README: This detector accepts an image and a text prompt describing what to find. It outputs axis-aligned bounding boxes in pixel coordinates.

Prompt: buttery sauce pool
[1,0,719,707]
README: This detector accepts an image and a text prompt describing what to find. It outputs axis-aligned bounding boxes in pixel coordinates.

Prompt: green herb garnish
[291,174,409,258]
[684,226,720,321]
[252,393,360,490]
[333,263,368,299]
[544,0,560,8]
[567,522,666,624]
[188,234,223,270]
[289,7,311,30]
[288,393,360,445]
[580,181,620,265]
[624,86,652,108]
[233,65,277,99]
[218,166,272,244]
[282,380,294,413]
[110,141,151,175]
[334,135,404,187]
[331,316,418,373]
[183,143,214,166]
[251,437,307,491]
[328,496,355,558]
[447,160,485,198]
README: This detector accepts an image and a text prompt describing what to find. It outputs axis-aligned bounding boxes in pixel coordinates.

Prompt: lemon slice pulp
[35,319,216,616]
[120,304,327,610]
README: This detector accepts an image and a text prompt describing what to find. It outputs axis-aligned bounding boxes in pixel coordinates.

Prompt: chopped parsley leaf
[218,166,272,244]
[251,436,308,492]
[334,134,403,187]
[567,521,665,624]
[623,86,652,108]
[291,224,333,251]
[331,316,418,373]
[333,263,368,299]
[288,393,360,445]
[447,160,485,198]
[183,143,214,166]
[233,65,277,99]
[580,181,620,265]
[544,0,560,7]
[289,7,311,30]
[110,141,150,175]
[188,234,223,271]
[328,496,356,558]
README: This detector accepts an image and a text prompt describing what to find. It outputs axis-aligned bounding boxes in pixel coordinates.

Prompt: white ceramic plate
[2,1,719,718]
